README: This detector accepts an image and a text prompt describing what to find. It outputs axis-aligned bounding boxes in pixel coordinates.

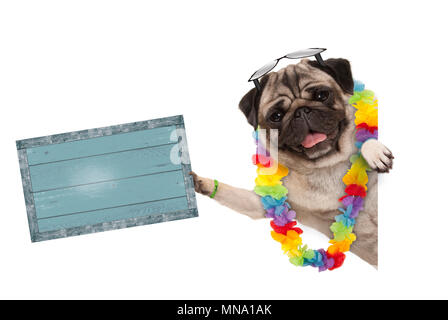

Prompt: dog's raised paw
[189,171,213,196]
[360,140,394,173]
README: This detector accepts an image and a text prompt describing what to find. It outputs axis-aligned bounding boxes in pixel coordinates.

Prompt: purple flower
[318,250,335,272]
[356,129,378,143]
[341,196,364,218]
[266,207,296,226]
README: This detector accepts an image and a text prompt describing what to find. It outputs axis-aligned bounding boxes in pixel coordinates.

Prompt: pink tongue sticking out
[301,132,327,148]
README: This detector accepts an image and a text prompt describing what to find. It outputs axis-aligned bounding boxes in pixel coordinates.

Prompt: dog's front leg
[361,139,394,172]
[190,172,265,220]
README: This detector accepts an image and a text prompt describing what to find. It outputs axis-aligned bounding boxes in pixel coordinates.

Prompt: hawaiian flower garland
[253,81,377,271]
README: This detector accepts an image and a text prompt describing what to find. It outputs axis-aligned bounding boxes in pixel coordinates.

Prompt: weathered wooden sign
[17,115,197,242]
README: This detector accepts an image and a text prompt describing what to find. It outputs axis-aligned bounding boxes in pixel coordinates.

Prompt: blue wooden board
[17,115,198,242]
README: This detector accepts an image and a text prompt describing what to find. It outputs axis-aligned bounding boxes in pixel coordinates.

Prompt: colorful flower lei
[253,81,377,271]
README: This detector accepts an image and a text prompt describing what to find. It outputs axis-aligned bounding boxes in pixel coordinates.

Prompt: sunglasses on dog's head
[247,48,327,130]
[248,48,327,91]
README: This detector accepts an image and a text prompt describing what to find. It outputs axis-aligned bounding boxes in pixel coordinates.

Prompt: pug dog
[191,58,393,267]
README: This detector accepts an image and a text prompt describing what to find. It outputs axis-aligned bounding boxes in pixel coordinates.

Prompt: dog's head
[239,58,356,168]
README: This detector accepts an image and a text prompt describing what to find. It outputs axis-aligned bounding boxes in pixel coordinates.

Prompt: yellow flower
[271,230,302,255]
[328,233,356,254]
[342,162,368,189]
[257,162,289,178]
[255,174,283,187]
[354,103,378,127]
[354,99,378,111]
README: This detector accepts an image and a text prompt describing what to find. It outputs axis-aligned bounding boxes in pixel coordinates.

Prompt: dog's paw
[360,140,394,173]
[189,171,213,196]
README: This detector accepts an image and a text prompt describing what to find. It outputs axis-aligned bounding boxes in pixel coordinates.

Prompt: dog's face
[240,58,356,167]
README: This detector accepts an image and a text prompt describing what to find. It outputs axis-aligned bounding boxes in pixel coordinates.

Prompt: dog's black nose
[295,107,311,118]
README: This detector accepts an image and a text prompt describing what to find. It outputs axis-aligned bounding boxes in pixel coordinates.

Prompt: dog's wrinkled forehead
[260,60,344,106]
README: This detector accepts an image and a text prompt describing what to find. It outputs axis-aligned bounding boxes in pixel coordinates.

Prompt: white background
[0,0,447,299]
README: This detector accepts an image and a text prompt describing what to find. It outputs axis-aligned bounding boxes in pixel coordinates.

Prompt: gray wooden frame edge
[16,115,184,150]
[15,114,198,242]
[17,148,39,242]
[176,122,197,211]
[31,208,198,242]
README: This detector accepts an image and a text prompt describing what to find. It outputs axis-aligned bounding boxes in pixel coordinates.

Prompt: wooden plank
[16,116,198,242]
[37,196,189,232]
[26,125,176,165]
[28,143,180,192]
[33,169,186,219]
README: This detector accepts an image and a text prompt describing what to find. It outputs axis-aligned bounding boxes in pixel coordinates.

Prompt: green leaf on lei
[289,256,304,266]
[350,153,371,171]
[330,222,353,242]
[303,249,315,260]
[254,185,288,199]
[349,89,375,105]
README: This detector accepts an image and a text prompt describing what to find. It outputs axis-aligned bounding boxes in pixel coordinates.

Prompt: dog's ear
[309,58,354,94]
[239,76,268,130]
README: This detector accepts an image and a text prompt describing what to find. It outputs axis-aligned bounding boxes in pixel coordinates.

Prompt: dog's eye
[314,89,330,102]
[269,111,284,122]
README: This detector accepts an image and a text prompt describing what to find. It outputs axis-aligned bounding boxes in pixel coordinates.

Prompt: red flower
[327,251,346,270]
[252,154,273,167]
[356,123,378,134]
[345,184,367,198]
[270,220,303,235]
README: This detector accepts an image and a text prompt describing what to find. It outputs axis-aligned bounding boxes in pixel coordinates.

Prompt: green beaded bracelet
[209,179,219,199]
